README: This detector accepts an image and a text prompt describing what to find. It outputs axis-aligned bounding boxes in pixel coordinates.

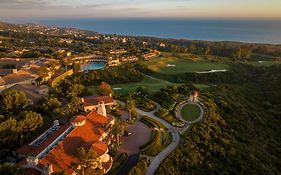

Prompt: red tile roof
[37,111,109,174]
[17,123,72,157]
[23,168,41,175]
[91,142,108,156]
[73,115,86,123]
[83,95,114,106]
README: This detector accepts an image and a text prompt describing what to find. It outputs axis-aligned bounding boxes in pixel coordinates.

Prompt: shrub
[155,108,169,118]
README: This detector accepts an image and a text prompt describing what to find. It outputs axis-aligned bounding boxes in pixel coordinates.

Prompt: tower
[97,101,107,117]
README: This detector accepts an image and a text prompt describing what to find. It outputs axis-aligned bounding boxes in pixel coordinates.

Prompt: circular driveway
[118,120,152,155]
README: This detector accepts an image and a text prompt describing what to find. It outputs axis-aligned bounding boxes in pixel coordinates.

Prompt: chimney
[12,69,18,74]
[53,120,59,127]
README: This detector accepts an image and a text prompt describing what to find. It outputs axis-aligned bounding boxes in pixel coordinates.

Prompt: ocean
[34,18,281,44]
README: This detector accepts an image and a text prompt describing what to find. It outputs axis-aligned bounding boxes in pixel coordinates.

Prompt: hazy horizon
[0,0,281,21]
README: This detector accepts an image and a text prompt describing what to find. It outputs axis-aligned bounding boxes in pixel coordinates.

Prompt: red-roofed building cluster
[17,96,116,175]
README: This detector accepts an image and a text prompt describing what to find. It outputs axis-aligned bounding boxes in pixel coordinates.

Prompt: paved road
[117,100,204,175]
[116,153,140,175]
[117,100,180,175]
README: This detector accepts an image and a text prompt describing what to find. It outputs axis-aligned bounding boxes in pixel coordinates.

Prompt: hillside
[156,65,281,174]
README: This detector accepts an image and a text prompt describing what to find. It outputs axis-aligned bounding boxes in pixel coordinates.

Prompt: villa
[0,69,37,92]
[82,94,116,112]
[1,84,49,105]
[17,103,114,175]
[143,50,160,60]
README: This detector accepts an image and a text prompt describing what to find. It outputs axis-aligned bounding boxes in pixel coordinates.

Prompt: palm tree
[76,147,103,175]
[125,99,135,119]
[110,120,127,146]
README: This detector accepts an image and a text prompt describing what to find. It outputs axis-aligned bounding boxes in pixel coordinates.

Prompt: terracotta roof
[17,122,72,157]
[38,111,109,174]
[73,115,86,123]
[83,95,114,106]
[23,168,41,175]
[2,70,36,84]
[91,142,108,156]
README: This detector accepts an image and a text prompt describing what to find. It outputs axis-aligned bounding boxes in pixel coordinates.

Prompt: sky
[0,0,281,20]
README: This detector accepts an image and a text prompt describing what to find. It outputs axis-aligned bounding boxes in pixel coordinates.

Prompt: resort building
[121,56,139,62]
[110,49,127,55]
[17,107,114,175]
[143,50,160,60]
[0,69,37,93]
[108,58,121,67]
[81,94,116,112]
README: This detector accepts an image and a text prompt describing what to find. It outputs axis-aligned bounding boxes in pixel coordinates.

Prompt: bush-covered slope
[156,66,281,175]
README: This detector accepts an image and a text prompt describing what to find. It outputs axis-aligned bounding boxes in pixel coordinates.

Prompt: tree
[66,84,85,98]
[109,120,127,148]
[0,117,18,144]
[125,99,136,119]
[136,87,149,97]
[75,147,103,175]
[17,111,43,144]
[73,63,81,73]
[0,90,27,114]
[0,163,26,175]
[18,111,43,132]
[97,82,113,96]
[42,97,62,114]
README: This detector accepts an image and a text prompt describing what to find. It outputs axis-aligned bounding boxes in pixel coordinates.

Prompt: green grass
[192,83,210,89]
[247,61,277,67]
[88,76,176,95]
[142,56,228,75]
[140,116,171,156]
[181,104,201,121]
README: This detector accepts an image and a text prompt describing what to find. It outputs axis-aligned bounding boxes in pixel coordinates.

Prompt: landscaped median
[107,153,128,175]
[139,116,172,156]
[127,158,150,175]
[155,106,185,128]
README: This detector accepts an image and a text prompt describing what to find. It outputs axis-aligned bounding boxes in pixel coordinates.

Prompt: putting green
[181,104,201,121]
[142,56,228,75]
[88,76,177,95]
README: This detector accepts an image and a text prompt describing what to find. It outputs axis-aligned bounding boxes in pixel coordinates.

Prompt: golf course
[141,55,229,75]
[88,76,176,95]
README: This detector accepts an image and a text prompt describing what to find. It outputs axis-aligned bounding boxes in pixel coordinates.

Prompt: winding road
[117,100,205,175]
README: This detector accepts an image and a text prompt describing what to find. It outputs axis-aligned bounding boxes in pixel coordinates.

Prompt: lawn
[181,104,201,121]
[142,56,228,75]
[192,83,210,89]
[248,60,278,67]
[140,116,171,156]
[88,76,176,95]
